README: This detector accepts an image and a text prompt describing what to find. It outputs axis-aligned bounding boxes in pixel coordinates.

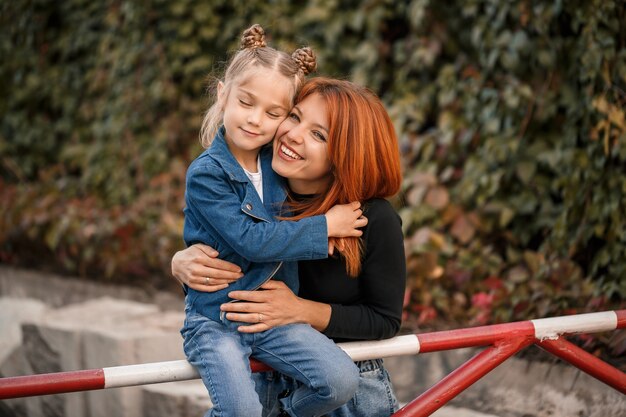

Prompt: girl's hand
[327,237,346,255]
[171,244,243,292]
[220,280,306,333]
[325,201,368,238]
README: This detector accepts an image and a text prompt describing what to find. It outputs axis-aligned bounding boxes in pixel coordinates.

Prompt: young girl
[181,25,362,417]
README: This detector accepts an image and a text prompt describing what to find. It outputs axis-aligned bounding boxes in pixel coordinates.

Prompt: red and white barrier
[1,310,624,417]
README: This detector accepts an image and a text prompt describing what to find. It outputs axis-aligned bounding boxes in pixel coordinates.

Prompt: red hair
[287,78,402,276]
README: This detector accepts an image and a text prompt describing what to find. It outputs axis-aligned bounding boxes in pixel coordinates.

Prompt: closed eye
[239,99,252,106]
[313,131,326,141]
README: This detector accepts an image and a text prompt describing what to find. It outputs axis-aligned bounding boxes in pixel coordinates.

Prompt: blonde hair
[200,24,316,147]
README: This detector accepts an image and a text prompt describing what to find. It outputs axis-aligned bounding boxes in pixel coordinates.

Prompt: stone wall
[0,296,189,417]
[0,266,624,417]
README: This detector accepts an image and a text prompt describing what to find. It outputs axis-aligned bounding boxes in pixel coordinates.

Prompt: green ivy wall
[1,1,624,337]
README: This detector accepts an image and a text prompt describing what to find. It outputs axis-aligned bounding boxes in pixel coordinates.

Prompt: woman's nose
[285,125,304,144]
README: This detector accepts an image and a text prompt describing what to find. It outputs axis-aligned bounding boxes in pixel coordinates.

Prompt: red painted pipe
[0,361,271,400]
[417,322,534,353]
[2,310,623,402]
[616,310,626,328]
[250,359,272,373]
[0,369,104,399]
[537,337,626,394]
[393,335,534,417]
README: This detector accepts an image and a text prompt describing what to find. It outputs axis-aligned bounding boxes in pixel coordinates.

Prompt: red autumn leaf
[424,186,449,210]
[450,214,475,244]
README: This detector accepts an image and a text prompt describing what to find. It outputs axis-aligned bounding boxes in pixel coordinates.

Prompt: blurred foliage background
[1,0,624,357]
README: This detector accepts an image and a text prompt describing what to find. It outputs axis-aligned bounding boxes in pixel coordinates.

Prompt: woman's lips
[279,143,303,160]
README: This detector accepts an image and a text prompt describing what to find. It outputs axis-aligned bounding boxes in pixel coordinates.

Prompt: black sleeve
[323,200,406,341]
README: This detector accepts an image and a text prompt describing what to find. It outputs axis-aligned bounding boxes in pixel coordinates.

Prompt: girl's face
[272,93,333,195]
[220,68,292,170]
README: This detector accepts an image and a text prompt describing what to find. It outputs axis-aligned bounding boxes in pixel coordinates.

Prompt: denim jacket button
[245,203,252,210]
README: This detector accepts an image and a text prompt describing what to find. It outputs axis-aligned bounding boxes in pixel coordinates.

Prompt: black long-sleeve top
[297,198,406,343]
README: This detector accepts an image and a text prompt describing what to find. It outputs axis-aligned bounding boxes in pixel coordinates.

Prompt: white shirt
[243,156,263,203]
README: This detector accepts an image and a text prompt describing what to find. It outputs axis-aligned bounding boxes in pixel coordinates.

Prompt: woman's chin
[271,159,291,178]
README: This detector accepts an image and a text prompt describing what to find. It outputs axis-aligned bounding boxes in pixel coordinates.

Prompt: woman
[172,77,406,417]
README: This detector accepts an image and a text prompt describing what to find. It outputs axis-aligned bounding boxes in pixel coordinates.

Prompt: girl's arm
[186,163,366,263]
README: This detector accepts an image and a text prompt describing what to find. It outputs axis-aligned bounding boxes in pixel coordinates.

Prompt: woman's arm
[221,280,332,332]
[222,199,407,340]
[171,244,244,292]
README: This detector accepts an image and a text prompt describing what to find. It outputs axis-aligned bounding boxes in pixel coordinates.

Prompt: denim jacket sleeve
[185,161,329,262]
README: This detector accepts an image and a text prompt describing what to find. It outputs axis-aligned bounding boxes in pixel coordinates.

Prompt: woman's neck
[287,178,329,195]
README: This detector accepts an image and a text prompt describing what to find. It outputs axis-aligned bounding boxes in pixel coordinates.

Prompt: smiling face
[220,67,293,171]
[272,93,333,195]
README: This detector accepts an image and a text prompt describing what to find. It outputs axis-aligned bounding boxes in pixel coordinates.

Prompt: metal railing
[1,310,624,416]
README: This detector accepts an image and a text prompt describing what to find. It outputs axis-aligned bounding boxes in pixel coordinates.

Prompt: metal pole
[537,337,626,394]
[392,336,533,417]
[1,310,623,401]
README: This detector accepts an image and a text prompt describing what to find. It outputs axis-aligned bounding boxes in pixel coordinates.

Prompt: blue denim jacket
[183,128,329,321]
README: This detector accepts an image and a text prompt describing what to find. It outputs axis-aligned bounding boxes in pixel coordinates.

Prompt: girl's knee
[325,360,359,405]
[341,366,360,403]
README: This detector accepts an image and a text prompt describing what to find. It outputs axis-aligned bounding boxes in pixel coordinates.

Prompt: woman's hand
[220,280,331,333]
[171,244,243,292]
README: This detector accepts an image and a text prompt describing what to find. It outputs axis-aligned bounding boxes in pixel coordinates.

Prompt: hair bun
[292,47,317,76]
[241,24,267,49]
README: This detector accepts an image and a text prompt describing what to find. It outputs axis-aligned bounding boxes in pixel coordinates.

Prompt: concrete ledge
[0,266,182,311]
[1,267,624,417]
[142,380,211,417]
[0,296,185,417]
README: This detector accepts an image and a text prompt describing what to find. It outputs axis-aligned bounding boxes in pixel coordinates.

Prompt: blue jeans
[181,312,360,417]
[254,359,400,417]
